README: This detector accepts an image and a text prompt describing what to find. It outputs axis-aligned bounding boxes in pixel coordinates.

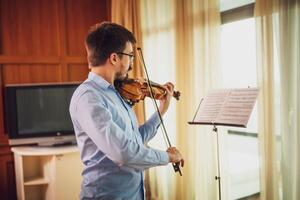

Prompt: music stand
[188,88,259,200]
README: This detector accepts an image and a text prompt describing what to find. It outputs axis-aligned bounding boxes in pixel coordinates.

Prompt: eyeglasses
[117,52,135,61]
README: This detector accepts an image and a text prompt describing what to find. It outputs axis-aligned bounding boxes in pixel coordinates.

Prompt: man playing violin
[69,22,184,200]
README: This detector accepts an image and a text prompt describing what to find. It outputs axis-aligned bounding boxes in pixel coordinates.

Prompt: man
[69,22,184,200]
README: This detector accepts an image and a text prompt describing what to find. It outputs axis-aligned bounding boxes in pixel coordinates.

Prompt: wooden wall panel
[65,0,108,56]
[0,0,110,198]
[0,0,60,56]
[67,64,89,82]
[2,64,62,84]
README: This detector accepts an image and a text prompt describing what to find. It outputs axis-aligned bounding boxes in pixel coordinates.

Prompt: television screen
[17,87,75,135]
[5,83,80,145]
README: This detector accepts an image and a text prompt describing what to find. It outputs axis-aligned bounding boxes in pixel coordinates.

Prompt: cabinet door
[0,148,17,200]
[54,152,83,199]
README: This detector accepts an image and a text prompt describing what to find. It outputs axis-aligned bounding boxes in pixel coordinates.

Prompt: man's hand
[166,147,184,167]
[158,82,174,116]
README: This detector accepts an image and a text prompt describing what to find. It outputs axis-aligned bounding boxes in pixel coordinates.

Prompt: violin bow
[137,47,182,176]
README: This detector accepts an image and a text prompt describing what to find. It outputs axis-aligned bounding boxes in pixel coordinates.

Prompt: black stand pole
[213,125,222,200]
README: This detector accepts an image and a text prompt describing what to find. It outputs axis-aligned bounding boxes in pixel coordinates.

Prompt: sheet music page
[193,88,258,127]
[215,88,259,127]
[194,90,230,123]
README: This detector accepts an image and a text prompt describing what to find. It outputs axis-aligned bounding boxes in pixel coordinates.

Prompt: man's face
[115,42,134,81]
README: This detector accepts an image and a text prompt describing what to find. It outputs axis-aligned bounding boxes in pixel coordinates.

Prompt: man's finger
[163,85,172,96]
[165,82,174,89]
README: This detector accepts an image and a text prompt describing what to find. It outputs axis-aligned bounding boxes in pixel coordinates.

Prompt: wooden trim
[0,152,17,200]
[106,0,111,21]
[58,0,68,82]
[221,3,254,24]
[6,159,17,200]
[0,56,60,64]
[0,1,2,55]
[0,63,6,143]
[0,138,9,147]
[0,151,12,156]
[65,56,87,63]
[0,56,87,64]
[0,146,12,156]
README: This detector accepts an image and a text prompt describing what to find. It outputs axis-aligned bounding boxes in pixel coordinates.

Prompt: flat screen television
[4,82,80,146]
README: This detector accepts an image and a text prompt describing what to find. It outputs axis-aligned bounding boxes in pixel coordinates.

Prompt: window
[220,0,255,12]
[220,1,260,199]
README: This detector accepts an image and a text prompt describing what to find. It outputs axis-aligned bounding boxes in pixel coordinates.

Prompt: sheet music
[194,90,229,123]
[193,88,258,127]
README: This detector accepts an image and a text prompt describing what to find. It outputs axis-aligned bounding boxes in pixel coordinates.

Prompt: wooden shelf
[24,177,49,186]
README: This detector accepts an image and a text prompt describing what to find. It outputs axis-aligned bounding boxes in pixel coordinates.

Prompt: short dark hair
[85,22,136,66]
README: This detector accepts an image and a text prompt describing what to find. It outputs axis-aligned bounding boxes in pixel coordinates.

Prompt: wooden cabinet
[11,145,83,200]
[0,147,17,200]
[0,0,110,199]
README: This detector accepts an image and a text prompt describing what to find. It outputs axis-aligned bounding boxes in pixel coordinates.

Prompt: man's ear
[109,53,119,65]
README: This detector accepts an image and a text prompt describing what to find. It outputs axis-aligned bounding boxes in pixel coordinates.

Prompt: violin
[115,47,183,176]
[115,78,180,105]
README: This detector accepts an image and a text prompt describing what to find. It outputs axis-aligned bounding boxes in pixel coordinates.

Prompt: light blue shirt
[69,72,169,200]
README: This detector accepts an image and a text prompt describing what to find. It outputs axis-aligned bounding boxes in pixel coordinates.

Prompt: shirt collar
[88,72,114,90]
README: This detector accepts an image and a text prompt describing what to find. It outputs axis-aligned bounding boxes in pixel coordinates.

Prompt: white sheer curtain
[174,1,222,199]
[255,0,300,199]
[111,0,145,123]
[140,1,177,199]
[140,0,222,199]
[279,0,300,199]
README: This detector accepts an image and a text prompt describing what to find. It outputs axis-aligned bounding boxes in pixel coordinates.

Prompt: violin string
[139,78,168,147]
[136,48,172,148]
[148,97,169,147]
[137,48,182,176]
[141,68,169,148]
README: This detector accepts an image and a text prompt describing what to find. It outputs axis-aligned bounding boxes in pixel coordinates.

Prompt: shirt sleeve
[138,111,162,143]
[74,91,169,171]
